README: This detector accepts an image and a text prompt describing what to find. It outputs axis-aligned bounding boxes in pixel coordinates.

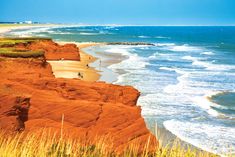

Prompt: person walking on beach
[99,59,102,70]
[78,72,83,79]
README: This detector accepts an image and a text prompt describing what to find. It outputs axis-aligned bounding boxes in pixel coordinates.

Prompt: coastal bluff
[0,38,157,152]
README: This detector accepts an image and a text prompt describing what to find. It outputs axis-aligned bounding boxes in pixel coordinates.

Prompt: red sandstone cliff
[15,39,80,60]
[0,39,157,152]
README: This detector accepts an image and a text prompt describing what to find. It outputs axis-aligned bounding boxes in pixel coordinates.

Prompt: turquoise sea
[6,26,235,155]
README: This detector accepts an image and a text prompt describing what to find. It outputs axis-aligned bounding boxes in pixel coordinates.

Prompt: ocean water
[6,26,235,155]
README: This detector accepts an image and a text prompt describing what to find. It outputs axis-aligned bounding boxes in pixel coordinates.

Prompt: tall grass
[0,130,219,157]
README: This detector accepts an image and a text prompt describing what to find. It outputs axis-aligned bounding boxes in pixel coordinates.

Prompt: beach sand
[48,42,127,83]
[86,47,126,83]
[0,24,103,82]
[0,24,57,37]
[0,25,116,82]
[48,43,102,82]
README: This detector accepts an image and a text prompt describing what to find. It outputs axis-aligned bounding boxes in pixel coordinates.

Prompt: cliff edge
[0,38,157,152]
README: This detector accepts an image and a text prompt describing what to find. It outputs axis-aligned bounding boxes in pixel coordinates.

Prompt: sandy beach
[48,42,102,82]
[0,24,57,37]
[0,25,121,83]
[0,25,102,82]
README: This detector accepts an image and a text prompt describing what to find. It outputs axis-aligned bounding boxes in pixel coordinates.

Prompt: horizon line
[1,22,235,27]
[48,23,235,27]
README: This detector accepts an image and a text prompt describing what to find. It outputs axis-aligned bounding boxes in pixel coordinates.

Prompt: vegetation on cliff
[0,38,50,47]
[0,48,44,58]
[0,38,80,60]
[0,38,47,58]
[0,131,217,157]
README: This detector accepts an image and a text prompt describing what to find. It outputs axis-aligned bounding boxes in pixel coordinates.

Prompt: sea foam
[163,120,235,156]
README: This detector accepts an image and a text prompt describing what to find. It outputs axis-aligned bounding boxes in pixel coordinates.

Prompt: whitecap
[148,52,158,60]
[191,95,220,117]
[103,46,150,70]
[99,31,112,34]
[181,55,198,61]
[140,47,150,50]
[159,67,176,71]
[155,36,170,39]
[201,51,215,55]
[159,67,185,75]
[148,51,176,61]
[138,35,150,38]
[48,31,72,35]
[104,26,115,29]
[79,32,100,35]
[154,43,176,46]
[170,44,201,52]
[192,60,235,71]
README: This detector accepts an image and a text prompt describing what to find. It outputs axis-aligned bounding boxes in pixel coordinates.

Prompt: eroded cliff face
[0,38,157,152]
[15,39,80,60]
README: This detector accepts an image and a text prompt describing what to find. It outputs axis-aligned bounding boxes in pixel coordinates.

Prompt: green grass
[0,39,33,47]
[0,38,51,47]
[0,130,219,157]
[0,48,44,58]
[0,38,48,58]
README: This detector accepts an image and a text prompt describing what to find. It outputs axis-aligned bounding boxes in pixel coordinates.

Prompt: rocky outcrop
[0,38,157,152]
[0,95,30,131]
[0,95,30,132]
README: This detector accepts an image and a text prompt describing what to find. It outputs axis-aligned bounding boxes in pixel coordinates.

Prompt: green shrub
[0,48,44,58]
[0,38,51,47]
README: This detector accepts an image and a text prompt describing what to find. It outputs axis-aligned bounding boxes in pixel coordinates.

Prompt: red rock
[15,39,80,60]
[0,39,158,153]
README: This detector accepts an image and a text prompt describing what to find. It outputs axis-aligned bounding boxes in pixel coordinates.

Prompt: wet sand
[82,45,128,83]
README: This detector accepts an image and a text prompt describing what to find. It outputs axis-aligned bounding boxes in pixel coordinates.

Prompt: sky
[0,0,235,26]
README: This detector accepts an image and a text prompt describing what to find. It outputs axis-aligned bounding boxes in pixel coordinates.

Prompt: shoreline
[81,44,124,83]
[0,24,120,83]
[50,42,121,83]
[48,42,102,82]
[1,26,220,156]
[0,24,105,82]
[0,24,58,37]
[74,44,220,156]
[0,37,158,153]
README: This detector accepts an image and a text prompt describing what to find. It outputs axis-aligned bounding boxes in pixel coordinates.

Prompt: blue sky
[1,0,235,25]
